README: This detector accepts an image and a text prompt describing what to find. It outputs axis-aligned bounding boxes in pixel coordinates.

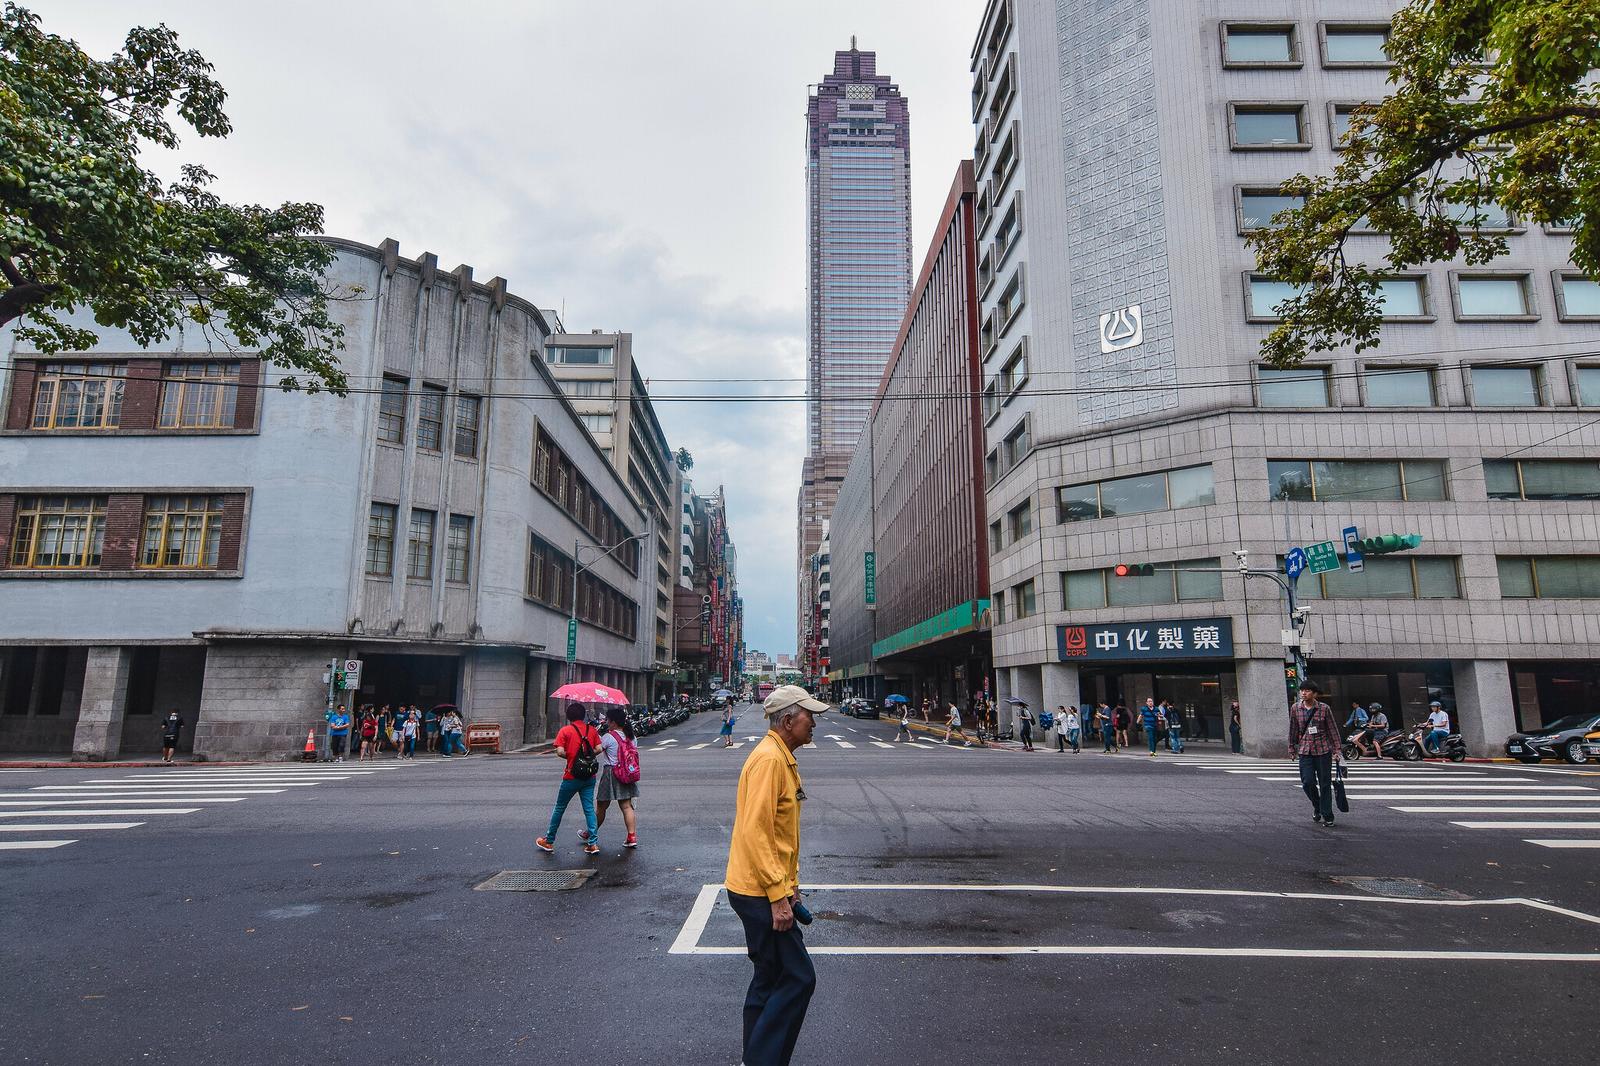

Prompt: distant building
[0,239,654,758]
[672,485,741,695]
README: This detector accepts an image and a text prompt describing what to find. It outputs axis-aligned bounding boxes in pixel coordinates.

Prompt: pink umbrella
[550,681,631,706]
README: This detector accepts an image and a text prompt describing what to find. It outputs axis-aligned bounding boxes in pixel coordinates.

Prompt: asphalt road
[4,706,1599,1066]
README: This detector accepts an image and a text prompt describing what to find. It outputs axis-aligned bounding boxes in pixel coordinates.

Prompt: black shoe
[1313,813,1325,824]
[1320,818,1336,828]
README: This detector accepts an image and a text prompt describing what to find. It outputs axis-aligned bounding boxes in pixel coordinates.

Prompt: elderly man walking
[724,684,828,1066]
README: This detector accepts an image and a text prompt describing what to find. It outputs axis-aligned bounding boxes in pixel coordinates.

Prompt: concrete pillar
[71,646,133,761]
[1236,657,1290,758]
[1042,662,1081,717]
[1451,659,1513,757]
[994,666,1012,726]
[1005,665,1044,731]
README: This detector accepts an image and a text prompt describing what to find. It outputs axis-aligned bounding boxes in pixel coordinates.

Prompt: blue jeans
[1067,728,1080,751]
[546,777,597,841]
[728,891,816,1066]
[443,731,466,755]
[1426,728,1448,753]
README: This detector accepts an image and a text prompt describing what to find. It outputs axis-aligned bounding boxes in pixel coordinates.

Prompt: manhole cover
[474,869,595,892]
[1328,876,1470,900]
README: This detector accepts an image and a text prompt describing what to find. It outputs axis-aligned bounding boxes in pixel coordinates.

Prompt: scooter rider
[1359,703,1389,757]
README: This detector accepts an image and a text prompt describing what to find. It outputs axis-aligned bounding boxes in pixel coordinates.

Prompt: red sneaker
[624,834,638,848]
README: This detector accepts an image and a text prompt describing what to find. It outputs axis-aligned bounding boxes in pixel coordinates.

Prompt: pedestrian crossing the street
[0,763,411,855]
[1176,757,1600,853]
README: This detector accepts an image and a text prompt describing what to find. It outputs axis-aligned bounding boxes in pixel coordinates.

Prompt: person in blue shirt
[1140,698,1161,756]
[327,705,352,762]
[1344,701,1369,731]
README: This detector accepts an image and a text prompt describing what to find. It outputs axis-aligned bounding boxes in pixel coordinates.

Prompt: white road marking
[0,840,75,850]
[1254,775,1503,782]
[0,798,245,805]
[1452,821,1600,829]
[1333,783,1586,791]
[730,742,746,749]
[871,741,895,749]
[78,780,326,787]
[0,822,143,832]
[688,743,710,750]
[0,769,42,773]
[0,809,199,816]
[9,789,284,796]
[1392,806,1600,814]
[657,739,679,746]
[834,741,857,749]
[1353,794,1600,801]
[1525,840,1600,849]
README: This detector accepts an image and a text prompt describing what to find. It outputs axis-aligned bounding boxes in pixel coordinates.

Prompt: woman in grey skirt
[593,705,640,848]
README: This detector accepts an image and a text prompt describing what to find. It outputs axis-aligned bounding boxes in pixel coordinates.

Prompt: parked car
[1505,714,1600,764]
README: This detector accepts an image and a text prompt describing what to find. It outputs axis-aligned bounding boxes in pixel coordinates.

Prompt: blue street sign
[1342,525,1364,574]
[1284,547,1308,580]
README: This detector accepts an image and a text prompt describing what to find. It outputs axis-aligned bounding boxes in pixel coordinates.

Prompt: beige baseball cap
[763,684,830,717]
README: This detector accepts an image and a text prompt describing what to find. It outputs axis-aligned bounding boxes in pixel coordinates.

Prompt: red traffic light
[1114,562,1155,578]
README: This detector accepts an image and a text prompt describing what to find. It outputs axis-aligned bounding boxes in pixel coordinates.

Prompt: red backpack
[612,733,641,784]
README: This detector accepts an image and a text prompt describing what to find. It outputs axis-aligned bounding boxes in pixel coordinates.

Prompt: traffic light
[1114,562,1156,578]
[1357,534,1423,556]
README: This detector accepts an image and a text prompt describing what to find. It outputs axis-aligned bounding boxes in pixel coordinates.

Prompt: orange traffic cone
[302,728,317,762]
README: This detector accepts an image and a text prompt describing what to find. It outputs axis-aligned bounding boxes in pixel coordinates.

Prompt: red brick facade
[3,357,262,433]
[0,491,247,576]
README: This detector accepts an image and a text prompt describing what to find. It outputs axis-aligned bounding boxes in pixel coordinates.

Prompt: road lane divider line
[0,809,200,816]
[0,798,247,805]
[1350,794,1600,801]
[0,840,76,850]
[1451,821,1600,829]
[1525,839,1600,849]
[0,822,144,831]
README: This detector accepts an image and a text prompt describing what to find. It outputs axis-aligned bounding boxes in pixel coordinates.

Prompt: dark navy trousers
[728,890,816,1066]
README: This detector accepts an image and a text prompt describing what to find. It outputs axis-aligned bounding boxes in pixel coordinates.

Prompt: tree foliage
[674,447,694,472]
[1248,0,1600,366]
[0,3,347,391]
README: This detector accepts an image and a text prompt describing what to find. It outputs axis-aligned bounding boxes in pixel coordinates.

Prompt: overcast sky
[49,0,980,656]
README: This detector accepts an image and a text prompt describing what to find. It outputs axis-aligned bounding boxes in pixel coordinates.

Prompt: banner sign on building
[864,551,877,607]
[1056,617,1234,662]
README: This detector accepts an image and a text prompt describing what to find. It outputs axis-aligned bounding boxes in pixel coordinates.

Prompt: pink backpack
[612,734,641,784]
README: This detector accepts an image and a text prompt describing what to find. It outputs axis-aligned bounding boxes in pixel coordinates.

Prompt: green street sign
[566,618,578,663]
[864,551,877,606]
[1305,540,1341,575]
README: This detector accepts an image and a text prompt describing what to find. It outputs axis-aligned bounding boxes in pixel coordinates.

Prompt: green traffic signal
[1357,533,1423,555]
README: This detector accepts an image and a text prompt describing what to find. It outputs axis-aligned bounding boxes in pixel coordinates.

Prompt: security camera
[1231,549,1248,560]
[1292,606,1312,620]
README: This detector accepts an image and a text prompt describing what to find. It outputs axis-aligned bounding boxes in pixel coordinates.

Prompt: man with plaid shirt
[1289,680,1342,827]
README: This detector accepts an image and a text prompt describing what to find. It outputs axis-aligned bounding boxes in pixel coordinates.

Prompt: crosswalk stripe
[0,809,199,816]
[0,840,75,850]
[1389,806,1600,814]
[0,798,246,805]
[79,780,325,787]
[688,743,710,750]
[1524,840,1600,849]
[871,741,895,749]
[8,789,285,796]
[1327,783,1588,791]
[1451,821,1600,829]
[0,822,143,832]
[834,741,857,749]
[1352,794,1600,801]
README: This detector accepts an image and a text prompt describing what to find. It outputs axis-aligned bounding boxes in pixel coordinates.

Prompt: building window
[996,268,1026,332]
[579,412,614,434]
[989,518,1004,552]
[1554,275,1600,321]
[1297,557,1460,599]
[1013,579,1037,619]
[10,495,106,569]
[1237,188,1305,232]
[1007,500,1032,540]
[1448,199,1517,232]
[993,195,1024,264]
[1577,366,1600,407]
[1000,342,1028,397]
[377,377,408,444]
[1364,366,1436,407]
[527,532,574,611]
[159,363,239,429]
[1002,419,1031,470]
[407,509,435,580]
[985,449,1000,483]
[982,379,999,423]
[446,514,473,583]
[1221,23,1299,67]
[547,345,615,366]
[1063,558,1223,610]
[1058,464,1215,523]
[366,503,397,576]
[1454,275,1535,320]
[1329,103,1370,148]
[1228,103,1309,149]
[1321,23,1391,67]
[138,495,224,569]
[1245,275,1304,321]
[31,363,125,430]
[1498,557,1600,599]
[1267,459,1447,502]
[992,590,1005,625]
[1485,459,1600,501]
[416,384,446,451]
[1376,276,1430,319]
[1257,367,1330,407]
[1470,365,1541,407]
[453,394,481,458]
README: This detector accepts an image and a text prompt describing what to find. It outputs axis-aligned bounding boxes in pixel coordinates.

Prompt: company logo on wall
[1098,304,1143,354]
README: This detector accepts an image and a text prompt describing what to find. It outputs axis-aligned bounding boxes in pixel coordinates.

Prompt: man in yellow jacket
[724,684,828,1066]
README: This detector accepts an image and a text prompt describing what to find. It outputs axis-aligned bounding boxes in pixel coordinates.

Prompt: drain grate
[1328,876,1470,901]
[474,869,595,892]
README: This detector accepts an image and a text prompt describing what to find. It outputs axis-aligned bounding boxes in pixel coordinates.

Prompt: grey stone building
[0,238,655,758]
[972,0,1600,755]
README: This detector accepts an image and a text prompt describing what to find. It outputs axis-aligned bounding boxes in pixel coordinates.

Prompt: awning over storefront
[871,599,989,660]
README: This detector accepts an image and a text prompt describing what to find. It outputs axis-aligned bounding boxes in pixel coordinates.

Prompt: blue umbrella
[884,694,909,704]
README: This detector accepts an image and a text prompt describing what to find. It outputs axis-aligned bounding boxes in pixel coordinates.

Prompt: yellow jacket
[724,732,802,902]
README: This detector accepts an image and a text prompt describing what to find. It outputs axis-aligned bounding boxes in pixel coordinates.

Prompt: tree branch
[0,256,26,287]
[0,282,57,329]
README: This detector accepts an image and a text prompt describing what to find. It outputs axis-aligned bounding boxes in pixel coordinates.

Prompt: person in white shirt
[1065,706,1081,753]
[943,702,969,747]
[1424,701,1451,754]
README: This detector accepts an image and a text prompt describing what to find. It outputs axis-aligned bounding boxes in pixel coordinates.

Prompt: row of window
[5,493,237,572]
[532,427,640,574]
[1257,362,1600,409]
[1221,20,1391,69]
[19,360,251,432]
[365,504,472,583]
[1237,186,1556,237]
[1246,272,1598,325]
[546,345,614,366]
[525,532,640,640]
[376,378,481,458]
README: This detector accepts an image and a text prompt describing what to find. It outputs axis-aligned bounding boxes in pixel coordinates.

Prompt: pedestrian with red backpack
[535,704,603,856]
[594,705,641,848]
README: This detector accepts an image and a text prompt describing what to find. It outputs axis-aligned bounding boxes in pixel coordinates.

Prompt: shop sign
[1056,617,1234,662]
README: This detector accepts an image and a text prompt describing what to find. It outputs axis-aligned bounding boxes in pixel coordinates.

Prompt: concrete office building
[972,0,1600,755]
[0,238,654,758]
[797,40,914,655]
[543,329,680,696]
[825,162,992,706]
[673,485,743,695]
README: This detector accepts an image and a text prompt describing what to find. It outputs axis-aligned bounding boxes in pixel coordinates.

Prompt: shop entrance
[356,653,459,715]
[1081,667,1237,744]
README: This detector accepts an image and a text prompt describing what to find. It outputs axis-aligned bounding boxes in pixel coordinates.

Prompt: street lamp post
[568,521,652,685]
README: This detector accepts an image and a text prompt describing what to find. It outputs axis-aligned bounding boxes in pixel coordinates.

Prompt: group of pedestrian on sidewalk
[322,703,465,762]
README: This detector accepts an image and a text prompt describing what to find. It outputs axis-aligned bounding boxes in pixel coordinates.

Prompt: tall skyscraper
[797,40,912,672]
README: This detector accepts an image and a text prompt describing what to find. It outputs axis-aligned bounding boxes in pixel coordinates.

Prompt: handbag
[1333,760,1350,814]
